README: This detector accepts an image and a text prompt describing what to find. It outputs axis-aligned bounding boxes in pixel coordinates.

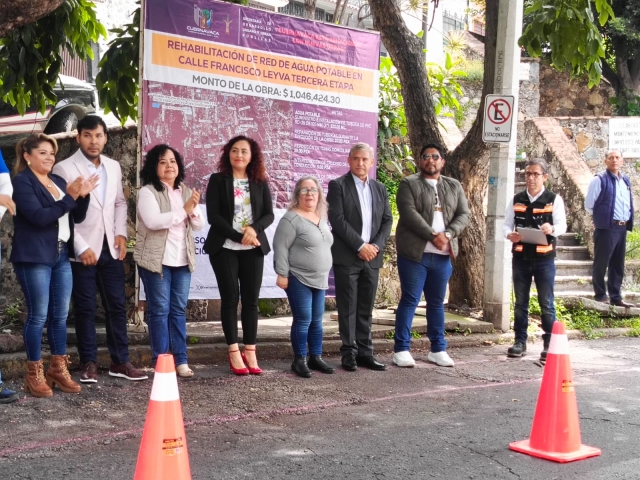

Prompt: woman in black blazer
[11,134,96,397]
[204,135,274,375]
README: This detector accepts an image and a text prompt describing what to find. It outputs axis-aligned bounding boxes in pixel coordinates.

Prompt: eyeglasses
[524,172,545,178]
[421,153,441,161]
[300,187,319,195]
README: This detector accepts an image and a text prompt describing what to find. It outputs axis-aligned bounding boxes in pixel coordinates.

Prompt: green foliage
[459,58,484,83]
[426,53,466,118]
[0,0,106,115]
[626,227,640,259]
[377,56,413,177]
[377,168,400,220]
[96,5,140,124]
[610,90,640,116]
[519,0,615,88]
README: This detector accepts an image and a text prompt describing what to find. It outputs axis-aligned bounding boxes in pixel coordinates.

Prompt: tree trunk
[0,0,64,37]
[333,0,343,23]
[445,0,498,307]
[368,0,447,152]
[304,0,316,20]
[369,0,498,307]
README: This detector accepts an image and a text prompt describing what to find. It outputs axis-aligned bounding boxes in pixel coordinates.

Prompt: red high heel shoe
[241,348,263,375]
[228,349,249,376]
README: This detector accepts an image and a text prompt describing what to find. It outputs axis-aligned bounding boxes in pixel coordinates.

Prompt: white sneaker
[427,351,455,367]
[392,351,416,368]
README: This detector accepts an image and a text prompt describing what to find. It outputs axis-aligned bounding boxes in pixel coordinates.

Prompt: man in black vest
[504,158,567,364]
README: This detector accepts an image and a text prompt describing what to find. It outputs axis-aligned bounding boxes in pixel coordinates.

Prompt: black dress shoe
[611,300,635,308]
[291,356,312,378]
[307,355,335,374]
[507,341,527,357]
[341,354,358,371]
[355,356,387,371]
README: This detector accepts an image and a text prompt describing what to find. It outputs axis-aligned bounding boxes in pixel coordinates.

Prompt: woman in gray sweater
[274,176,335,378]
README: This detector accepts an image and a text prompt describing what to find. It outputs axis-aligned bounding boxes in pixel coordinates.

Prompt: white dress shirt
[81,152,107,205]
[352,173,373,250]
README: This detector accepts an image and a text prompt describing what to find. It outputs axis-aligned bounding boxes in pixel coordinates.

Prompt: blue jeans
[286,275,326,357]
[138,265,191,366]
[513,256,556,346]
[14,244,72,361]
[71,239,130,365]
[395,253,453,353]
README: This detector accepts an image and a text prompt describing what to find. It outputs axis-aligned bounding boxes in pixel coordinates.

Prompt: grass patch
[385,330,421,339]
[520,295,640,339]
[460,58,484,83]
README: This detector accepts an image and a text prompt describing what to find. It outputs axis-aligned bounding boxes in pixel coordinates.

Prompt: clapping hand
[79,174,100,197]
[184,188,201,216]
[66,177,84,200]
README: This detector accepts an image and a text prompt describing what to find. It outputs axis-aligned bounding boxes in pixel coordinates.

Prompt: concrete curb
[0,327,632,381]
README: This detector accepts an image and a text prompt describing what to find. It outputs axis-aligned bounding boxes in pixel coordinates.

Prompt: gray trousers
[334,259,380,357]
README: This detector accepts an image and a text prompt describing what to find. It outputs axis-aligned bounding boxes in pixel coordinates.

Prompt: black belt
[58,240,66,249]
[613,220,627,226]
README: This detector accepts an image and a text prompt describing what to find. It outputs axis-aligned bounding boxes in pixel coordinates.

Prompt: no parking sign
[483,94,515,143]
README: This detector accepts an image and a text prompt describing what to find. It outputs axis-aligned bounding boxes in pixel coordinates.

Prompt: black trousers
[333,259,380,357]
[592,226,627,303]
[209,247,264,345]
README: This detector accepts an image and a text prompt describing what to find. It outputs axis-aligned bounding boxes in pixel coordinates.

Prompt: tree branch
[368,0,446,157]
[0,0,64,37]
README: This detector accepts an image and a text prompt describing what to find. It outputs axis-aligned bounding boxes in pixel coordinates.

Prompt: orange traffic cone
[509,322,601,463]
[134,354,191,479]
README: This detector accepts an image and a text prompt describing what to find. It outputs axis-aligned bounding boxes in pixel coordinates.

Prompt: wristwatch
[444,232,452,240]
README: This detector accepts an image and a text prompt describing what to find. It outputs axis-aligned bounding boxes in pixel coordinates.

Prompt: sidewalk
[0,308,616,379]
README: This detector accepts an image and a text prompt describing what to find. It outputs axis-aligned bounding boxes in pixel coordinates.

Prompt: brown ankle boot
[25,360,53,398]
[46,355,81,393]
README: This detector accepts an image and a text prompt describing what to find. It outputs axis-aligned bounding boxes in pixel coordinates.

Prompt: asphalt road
[0,338,638,479]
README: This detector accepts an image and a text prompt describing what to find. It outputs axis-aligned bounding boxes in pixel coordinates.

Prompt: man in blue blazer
[328,143,393,371]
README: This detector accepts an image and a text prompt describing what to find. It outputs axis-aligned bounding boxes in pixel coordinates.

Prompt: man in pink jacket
[53,116,147,383]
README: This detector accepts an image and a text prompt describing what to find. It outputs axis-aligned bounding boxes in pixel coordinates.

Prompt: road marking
[1,366,638,457]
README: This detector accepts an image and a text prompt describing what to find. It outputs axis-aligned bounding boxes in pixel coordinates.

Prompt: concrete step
[556,233,582,247]
[553,275,593,292]
[556,245,590,261]
[555,259,592,276]
[554,290,640,301]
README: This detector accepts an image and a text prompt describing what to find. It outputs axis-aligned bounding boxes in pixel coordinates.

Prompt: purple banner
[141,0,380,298]
[146,0,380,70]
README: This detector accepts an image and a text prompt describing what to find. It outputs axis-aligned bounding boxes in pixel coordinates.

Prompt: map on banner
[141,0,381,299]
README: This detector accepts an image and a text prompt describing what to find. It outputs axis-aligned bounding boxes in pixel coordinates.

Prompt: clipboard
[516,227,549,245]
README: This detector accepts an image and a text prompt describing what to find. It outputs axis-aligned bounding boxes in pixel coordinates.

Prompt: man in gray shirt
[327,143,393,372]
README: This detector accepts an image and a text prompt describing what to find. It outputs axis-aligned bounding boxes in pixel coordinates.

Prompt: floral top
[223,178,255,250]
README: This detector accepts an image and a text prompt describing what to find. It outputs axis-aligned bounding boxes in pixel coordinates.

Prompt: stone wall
[554,117,640,211]
[538,63,615,118]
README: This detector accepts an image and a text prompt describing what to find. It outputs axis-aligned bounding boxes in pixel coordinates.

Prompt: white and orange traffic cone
[134,354,191,479]
[509,322,601,463]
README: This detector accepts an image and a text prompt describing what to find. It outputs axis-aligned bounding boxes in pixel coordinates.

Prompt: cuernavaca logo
[194,5,212,29]
[189,5,219,38]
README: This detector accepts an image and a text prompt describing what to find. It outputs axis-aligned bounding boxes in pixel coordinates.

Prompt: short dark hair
[141,144,186,191]
[76,115,108,135]
[419,143,445,159]
[525,158,548,174]
[217,135,267,183]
